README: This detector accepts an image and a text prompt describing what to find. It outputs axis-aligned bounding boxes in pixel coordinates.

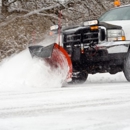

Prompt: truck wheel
[69,71,88,84]
[123,50,130,82]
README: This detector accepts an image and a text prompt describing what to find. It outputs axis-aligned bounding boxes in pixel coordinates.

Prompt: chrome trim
[107,45,128,53]
[97,41,130,47]
[97,41,130,54]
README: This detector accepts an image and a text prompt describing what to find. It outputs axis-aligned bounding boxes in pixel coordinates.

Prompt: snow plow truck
[29,3,130,84]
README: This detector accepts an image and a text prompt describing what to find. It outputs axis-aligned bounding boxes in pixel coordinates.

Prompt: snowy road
[0,73,130,130]
[0,43,130,129]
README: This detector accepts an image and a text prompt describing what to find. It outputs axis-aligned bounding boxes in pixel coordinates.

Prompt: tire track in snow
[0,97,130,118]
[0,84,130,118]
[0,82,129,100]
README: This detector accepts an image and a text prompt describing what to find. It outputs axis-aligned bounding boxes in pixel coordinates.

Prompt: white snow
[0,37,130,130]
[0,50,64,90]
[0,36,65,91]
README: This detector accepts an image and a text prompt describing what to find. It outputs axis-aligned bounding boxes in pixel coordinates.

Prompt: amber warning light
[114,0,121,7]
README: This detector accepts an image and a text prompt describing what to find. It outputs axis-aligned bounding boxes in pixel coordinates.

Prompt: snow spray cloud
[0,48,67,90]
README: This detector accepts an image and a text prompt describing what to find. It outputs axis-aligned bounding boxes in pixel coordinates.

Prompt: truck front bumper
[97,41,130,54]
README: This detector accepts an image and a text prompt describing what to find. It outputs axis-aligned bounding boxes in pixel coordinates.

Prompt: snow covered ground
[0,39,130,130]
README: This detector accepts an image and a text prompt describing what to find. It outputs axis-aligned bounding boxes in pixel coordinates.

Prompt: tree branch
[4,0,18,6]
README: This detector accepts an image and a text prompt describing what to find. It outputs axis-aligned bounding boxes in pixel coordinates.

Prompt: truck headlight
[107,29,126,41]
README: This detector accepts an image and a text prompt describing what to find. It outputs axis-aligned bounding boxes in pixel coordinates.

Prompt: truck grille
[63,28,99,46]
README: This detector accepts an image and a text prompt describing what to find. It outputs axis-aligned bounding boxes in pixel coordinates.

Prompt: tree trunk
[1,0,8,14]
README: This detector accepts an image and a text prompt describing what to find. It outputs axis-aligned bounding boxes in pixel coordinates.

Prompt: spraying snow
[0,49,66,90]
[0,36,68,90]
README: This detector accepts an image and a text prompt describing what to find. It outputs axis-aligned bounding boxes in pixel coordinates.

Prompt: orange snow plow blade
[29,43,72,82]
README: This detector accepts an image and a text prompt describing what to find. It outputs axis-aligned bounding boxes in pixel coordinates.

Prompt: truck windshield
[99,6,130,21]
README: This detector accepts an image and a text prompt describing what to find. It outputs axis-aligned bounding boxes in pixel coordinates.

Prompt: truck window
[99,6,130,21]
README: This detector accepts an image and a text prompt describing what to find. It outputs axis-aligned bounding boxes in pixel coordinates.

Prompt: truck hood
[103,20,130,40]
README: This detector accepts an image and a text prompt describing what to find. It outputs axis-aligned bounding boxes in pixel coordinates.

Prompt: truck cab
[99,4,130,40]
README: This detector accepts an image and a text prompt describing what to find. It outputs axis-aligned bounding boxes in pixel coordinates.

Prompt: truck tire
[123,50,130,82]
[69,71,88,84]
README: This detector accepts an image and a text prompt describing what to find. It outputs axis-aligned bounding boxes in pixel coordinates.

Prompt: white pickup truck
[60,4,130,83]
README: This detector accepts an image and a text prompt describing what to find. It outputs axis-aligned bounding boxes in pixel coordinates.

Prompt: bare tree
[0,0,130,61]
